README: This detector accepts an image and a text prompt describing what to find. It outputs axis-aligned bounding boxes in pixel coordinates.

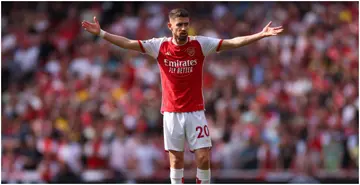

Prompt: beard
[178,32,188,41]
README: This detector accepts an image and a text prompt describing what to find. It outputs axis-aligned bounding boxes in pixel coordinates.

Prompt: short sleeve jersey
[138,36,223,113]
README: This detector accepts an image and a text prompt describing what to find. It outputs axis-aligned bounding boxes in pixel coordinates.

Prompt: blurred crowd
[1,1,359,183]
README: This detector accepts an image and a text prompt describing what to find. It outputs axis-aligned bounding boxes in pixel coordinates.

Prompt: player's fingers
[82,21,91,25]
[275,29,284,34]
[273,26,283,30]
[94,16,99,24]
[83,22,94,28]
[81,22,88,28]
[265,21,272,28]
[82,23,89,28]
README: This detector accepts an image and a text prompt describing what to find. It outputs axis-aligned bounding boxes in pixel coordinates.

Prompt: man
[82,8,283,184]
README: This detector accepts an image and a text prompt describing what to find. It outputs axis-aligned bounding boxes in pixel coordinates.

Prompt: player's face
[168,17,190,42]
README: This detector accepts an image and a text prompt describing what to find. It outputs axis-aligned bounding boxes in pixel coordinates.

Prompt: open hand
[82,16,101,36]
[261,21,283,37]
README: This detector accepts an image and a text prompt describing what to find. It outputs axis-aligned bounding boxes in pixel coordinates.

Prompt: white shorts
[163,110,212,152]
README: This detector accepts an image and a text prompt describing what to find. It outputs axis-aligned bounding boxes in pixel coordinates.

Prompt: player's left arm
[218,21,283,52]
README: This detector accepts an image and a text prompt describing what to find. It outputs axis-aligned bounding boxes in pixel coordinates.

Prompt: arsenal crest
[186,47,195,56]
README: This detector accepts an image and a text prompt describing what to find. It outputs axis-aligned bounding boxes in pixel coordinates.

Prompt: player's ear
[167,22,172,31]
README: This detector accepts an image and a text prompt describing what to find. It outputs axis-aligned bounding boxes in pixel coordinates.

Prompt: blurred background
[1,1,359,184]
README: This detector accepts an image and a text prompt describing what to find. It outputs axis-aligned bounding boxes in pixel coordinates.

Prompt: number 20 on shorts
[196,125,209,138]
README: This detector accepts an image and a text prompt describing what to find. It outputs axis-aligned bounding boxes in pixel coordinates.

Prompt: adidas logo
[165,52,171,56]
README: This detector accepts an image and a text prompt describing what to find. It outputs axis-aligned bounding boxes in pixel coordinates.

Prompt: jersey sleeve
[196,36,224,56]
[138,37,166,59]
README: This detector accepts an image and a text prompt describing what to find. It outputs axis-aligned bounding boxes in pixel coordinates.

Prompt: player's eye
[176,23,189,27]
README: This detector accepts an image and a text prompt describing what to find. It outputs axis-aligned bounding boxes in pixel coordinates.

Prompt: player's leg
[194,148,211,184]
[163,112,186,184]
[169,150,185,184]
[185,111,212,184]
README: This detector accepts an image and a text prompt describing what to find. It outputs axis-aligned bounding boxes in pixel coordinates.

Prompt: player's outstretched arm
[82,16,142,52]
[218,21,283,52]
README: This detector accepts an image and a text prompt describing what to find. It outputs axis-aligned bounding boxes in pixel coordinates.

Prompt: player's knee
[196,153,210,166]
[171,156,184,167]
[169,151,184,168]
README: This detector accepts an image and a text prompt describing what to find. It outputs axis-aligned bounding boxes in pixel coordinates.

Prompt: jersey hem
[216,39,224,52]
[161,108,205,114]
[138,40,146,53]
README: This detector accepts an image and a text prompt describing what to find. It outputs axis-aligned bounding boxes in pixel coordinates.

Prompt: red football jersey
[138,36,223,113]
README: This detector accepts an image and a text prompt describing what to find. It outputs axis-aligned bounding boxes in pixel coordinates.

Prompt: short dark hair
[168,8,189,20]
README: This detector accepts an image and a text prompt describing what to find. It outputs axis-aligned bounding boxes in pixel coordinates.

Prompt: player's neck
[172,37,188,46]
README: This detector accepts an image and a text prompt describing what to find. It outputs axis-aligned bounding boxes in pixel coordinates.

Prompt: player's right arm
[82,16,142,52]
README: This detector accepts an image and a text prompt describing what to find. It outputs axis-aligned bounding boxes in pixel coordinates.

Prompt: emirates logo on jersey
[186,47,195,56]
[164,59,197,67]
[164,59,198,74]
